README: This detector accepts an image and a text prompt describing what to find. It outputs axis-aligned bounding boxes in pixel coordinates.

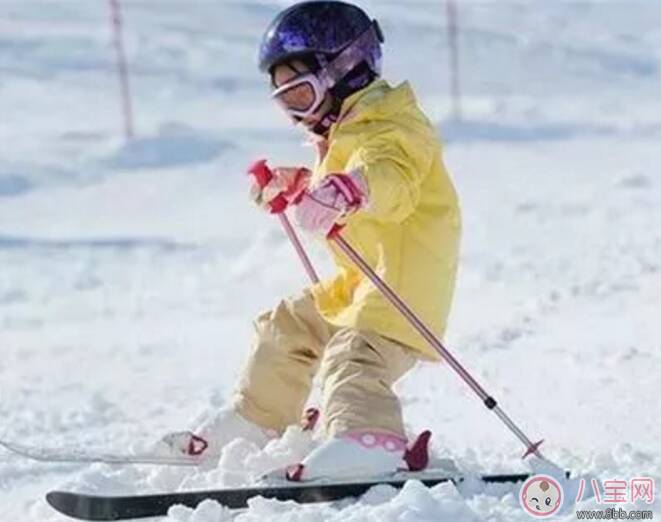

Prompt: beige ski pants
[232,291,418,438]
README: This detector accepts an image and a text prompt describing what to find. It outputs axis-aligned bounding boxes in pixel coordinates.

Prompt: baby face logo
[520,474,564,518]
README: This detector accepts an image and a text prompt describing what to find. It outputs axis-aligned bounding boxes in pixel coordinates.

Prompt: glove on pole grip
[247,159,289,214]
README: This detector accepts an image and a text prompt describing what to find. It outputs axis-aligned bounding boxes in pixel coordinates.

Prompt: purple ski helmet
[258,1,384,92]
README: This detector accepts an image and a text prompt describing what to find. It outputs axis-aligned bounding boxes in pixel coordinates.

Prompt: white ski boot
[156,408,275,462]
[282,430,431,482]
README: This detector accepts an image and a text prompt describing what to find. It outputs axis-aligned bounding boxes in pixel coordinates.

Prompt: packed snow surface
[1,1,660,520]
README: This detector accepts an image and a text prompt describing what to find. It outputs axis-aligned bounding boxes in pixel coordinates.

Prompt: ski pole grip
[247,159,288,214]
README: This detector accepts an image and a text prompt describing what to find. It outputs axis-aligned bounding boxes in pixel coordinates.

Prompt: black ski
[46,472,531,521]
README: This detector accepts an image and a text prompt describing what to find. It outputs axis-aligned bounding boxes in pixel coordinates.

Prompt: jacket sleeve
[345,128,432,223]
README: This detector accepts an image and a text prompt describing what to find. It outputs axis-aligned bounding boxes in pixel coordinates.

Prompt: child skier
[162,1,461,482]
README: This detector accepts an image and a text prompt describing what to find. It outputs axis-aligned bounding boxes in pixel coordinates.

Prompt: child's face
[271,61,332,134]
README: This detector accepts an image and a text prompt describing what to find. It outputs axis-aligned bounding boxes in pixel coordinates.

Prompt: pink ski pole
[277,213,320,284]
[327,224,545,461]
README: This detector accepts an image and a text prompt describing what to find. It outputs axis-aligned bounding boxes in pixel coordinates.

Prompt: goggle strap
[319,23,381,89]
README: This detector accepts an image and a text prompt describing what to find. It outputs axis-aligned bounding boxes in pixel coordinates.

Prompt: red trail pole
[446,0,462,120]
[108,0,135,140]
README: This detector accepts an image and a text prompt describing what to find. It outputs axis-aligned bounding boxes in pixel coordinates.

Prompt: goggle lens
[271,73,325,119]
[273,81,317,112]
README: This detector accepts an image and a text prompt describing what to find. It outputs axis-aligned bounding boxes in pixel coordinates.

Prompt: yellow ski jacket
[310,80,461,359]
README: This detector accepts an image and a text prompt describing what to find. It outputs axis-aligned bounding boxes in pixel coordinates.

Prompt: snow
[1,0,660,520]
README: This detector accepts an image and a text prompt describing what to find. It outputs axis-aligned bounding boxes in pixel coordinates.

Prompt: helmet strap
[305,24,381,138]
[310,97,342,138]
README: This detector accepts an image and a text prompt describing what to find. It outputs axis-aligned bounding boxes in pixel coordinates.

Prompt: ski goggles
[271,72,327,119]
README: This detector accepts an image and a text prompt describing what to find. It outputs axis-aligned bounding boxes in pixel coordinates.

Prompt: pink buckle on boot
[404,430,431,471]
[301,407,320,432]
[187,434,209,456]
[344,429,432,471]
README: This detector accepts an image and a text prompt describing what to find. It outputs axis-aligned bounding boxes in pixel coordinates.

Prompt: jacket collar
[329,80,416,136]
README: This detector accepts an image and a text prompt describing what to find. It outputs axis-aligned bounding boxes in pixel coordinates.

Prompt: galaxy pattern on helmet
[259,1,375,72]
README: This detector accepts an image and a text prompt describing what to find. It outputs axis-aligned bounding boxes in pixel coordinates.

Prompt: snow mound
[165,481,482,522]
[102,123,231,170]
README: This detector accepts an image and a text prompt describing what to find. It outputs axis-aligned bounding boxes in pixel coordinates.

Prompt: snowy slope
[1,1,660,520]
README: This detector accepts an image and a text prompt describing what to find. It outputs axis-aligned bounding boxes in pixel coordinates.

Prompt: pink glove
[250,166,311,213]
[295,171,368,236]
